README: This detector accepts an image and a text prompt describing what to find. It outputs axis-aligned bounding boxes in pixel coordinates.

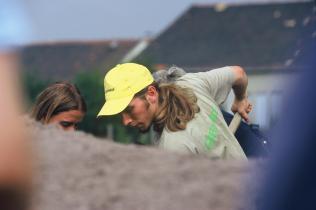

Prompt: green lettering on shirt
[205,106,218,150]
[209,106,218,122]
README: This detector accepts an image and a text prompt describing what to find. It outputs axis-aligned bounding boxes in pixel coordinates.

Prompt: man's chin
[138,125,151,133]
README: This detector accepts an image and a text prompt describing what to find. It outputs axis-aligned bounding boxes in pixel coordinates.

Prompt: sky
[20,0,307,44]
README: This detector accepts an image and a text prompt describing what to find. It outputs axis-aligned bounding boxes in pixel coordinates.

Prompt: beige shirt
[158,67,247,160]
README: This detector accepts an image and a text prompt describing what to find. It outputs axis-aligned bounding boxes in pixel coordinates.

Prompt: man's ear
[146,85,158,103]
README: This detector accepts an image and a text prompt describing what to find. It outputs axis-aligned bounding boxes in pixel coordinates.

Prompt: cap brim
[97,95,134,117]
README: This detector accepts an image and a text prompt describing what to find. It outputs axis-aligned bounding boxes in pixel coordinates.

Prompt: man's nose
[122,113,133,126]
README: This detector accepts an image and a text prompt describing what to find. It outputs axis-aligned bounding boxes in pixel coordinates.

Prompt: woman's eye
[59,121,74,128]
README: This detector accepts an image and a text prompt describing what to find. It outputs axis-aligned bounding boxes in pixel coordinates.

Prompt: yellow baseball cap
[97,63,154,116]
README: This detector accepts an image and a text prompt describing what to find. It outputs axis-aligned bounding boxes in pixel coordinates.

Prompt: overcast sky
[21,0,307,44]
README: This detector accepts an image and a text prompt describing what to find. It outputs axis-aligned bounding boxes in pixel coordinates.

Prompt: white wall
[222,72,298,130]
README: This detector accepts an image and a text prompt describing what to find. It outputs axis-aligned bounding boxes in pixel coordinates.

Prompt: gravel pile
[28,120,258,210]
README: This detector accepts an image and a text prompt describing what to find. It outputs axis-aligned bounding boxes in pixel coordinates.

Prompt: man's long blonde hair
[150,82,200,133]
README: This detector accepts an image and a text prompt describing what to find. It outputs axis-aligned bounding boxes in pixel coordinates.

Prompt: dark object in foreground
[222,110,269,158]
[0,186,29,210]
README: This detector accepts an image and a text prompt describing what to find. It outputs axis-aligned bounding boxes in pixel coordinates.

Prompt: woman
[31,81,87,131]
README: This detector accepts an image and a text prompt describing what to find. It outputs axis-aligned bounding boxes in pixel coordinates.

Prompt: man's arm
[230,66,252,123]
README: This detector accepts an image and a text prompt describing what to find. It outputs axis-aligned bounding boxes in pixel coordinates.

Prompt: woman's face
[48,109,85,131]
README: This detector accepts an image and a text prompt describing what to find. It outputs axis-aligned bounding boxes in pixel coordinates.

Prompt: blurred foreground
[29,118,257,210]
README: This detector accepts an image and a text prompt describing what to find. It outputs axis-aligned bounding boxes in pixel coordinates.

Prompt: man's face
[121,97,155,133]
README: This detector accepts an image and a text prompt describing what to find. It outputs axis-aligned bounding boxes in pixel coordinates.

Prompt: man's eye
[123,106,134,114]
[59,121,74,128]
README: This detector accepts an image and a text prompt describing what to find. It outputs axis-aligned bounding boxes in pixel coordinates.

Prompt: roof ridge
[191,0,313,8]
[23,39,140,47]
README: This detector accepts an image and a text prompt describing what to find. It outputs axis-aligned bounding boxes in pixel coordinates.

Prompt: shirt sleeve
[189,66,235,105]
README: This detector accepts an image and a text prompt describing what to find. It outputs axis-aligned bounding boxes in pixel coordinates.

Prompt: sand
[28,120,259,210]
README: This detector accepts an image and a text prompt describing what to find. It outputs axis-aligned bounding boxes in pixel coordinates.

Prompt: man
[153,66,268,158]
[98,63,252,159]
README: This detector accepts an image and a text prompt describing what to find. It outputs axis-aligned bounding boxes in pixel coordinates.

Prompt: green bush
[22,71,52,109]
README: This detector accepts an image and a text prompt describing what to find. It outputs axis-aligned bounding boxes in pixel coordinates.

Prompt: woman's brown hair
[137,82,200,133]
[31,81,87,123]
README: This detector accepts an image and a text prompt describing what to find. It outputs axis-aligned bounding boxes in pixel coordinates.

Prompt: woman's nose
[64,125,76,131]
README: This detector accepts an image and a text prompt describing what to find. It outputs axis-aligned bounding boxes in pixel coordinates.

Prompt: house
[21,39,149,79]
[135,1,315,129]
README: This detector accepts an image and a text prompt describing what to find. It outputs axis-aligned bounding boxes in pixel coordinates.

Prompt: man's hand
[231,97,252,123]
[229,66,252,123]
